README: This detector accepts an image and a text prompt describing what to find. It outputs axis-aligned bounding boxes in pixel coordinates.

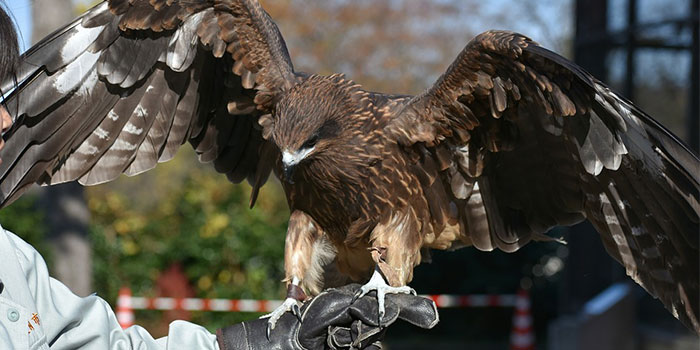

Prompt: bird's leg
[352,247,416,322]
[260,276,306,338]
[263,210,325,336]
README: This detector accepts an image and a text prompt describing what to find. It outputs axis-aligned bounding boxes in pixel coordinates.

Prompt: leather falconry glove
[216,283,439,350]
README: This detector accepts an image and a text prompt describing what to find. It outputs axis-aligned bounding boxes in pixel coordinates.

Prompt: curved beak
[283,164,296,184]
[281,148,314,184]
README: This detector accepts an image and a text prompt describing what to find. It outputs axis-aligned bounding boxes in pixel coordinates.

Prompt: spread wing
[386,31,699,331]
[0,0,296,207]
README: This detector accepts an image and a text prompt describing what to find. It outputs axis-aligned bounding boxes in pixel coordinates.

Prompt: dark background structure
[570,0,698,329]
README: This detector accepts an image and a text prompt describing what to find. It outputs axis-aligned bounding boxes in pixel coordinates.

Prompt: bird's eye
[301,135,318,150]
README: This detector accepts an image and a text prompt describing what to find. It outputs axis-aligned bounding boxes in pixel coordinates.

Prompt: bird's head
[260,74,365,184]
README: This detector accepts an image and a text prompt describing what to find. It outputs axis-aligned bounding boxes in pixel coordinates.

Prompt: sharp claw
[359,268,416,327]
[262,297,299,340]
[292,304,302,322]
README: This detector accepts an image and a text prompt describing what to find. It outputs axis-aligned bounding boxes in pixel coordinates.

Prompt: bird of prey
[0,0,698,333]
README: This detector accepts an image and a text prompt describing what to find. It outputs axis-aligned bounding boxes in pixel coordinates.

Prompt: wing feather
[79,69,169,185]
[0,0,297,207]
[387,30,699,331]
[124,70,187,176]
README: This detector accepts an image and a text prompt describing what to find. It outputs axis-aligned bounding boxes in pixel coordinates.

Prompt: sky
[3,0,95,52]
[3,0,32,52]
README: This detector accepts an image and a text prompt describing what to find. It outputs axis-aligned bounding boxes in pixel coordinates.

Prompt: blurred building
[546,0,699,349]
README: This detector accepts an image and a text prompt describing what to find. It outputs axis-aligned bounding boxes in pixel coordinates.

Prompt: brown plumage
[0,0,698,332]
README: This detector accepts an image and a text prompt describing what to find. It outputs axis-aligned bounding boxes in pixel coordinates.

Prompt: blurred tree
[263,0,572,94]
[75,0,102,14]
[88,148,289,333]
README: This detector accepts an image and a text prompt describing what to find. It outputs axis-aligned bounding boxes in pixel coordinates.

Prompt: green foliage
[88,148,289,332]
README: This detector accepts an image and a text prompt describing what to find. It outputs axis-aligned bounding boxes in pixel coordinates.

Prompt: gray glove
[216,283,439,350]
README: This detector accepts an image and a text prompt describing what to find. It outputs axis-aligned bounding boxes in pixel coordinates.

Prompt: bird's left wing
[0,0,296,208]
[385,31,699,331]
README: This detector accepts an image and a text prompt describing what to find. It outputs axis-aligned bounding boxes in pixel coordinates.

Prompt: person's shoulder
[0,223,27,246]
[0,223,42,267]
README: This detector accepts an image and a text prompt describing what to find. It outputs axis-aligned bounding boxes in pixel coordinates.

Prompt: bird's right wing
[386,31,699,331]
[0,0,296,207]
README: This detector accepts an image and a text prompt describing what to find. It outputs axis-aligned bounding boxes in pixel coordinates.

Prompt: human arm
[2,227,438,349]
[2,225,218,349]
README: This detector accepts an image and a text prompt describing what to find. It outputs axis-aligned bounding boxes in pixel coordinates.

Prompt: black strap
[287,283,307,301]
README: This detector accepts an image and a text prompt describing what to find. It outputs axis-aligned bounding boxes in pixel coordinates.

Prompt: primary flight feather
[0,0,697,332]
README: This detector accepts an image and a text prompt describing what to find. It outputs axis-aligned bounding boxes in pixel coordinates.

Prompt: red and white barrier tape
[117,290,517,313]
[116,287,135,328]
[425,294,517,308]
[510,289,535,350]
[116,286,535,350]
[130,296,284,312]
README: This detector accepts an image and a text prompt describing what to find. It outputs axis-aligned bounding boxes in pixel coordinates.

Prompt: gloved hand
[216,283,439,350]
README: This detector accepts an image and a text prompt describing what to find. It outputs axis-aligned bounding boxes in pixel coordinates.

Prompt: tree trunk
[32,0,93,297]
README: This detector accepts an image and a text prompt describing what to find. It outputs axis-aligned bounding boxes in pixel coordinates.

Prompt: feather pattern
[385,30,699,331]
[0,0,297,206]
